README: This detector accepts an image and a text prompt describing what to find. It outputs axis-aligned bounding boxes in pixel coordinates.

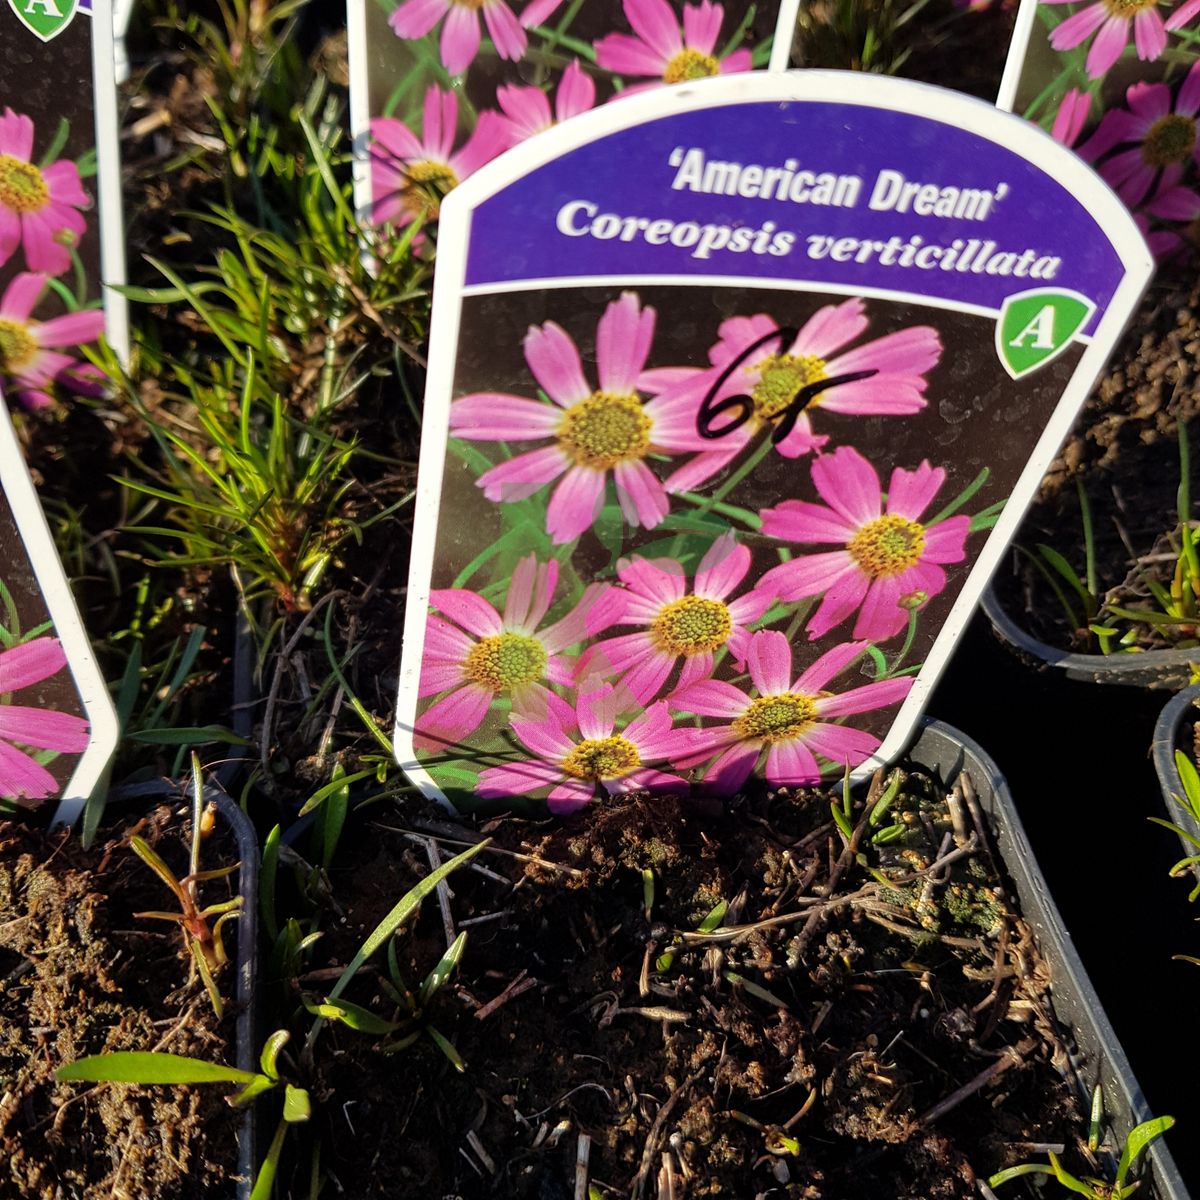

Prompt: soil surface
[992,268,1200,652]
[0,803,243,1199]
[300,763,1099,1200]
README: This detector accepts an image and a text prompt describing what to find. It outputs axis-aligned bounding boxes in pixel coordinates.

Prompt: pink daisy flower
[415,554,613,751]
[369,87,507,231]
[0,637,90,801]
[1052,87,1092,147]
[579,533,772,704]
[0,273,105,410]
[756,446,972,644]
[477,684,688,812]
[0,108,90,277]
[1080,63,1200,206]
[449,292,708,544]
[1045,0,1200,81]
[595,0,753,92]
[495,60,596,144]
[643,299,941,495]
[388,0,563,77]
[670,631,914,791]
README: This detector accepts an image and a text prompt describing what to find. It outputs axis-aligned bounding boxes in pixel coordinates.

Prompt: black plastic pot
[1151,682,1200,870]
[913,719,1188,1198]
[981,584,1199,689]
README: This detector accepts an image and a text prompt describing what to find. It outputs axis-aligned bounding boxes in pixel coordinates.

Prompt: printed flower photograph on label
[355,0,789,246]
[1003,0,1200,260]
[0,5,108,408]
[406,283,1088,809]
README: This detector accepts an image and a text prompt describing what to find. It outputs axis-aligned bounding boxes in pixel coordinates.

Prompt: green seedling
[131,754,243,1017]
[656,898,727,974]
[989,1113,1174,1198]
[1149,749,1200,902]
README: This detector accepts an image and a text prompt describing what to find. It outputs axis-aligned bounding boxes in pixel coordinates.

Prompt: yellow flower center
[0,155,49,215]
[561,735,641,781]
[1142,114,1196,167]
[750,354,828,423]
[403,159,460,221]
[463,632,547,691]
[1101,0,1158,14]
[452,0,487,8]
[650,595,733,657]
[557,391,653,470]
[0,318,38,373]
[733,693,819,743]
[663,48,721,84]
[847,515,926,579]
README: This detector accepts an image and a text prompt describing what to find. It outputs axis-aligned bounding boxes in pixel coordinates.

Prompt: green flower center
[751,354,828,422]
[403,159,460,221]
[463,632,547,691]
[733,693,819,743]
[847,514,926,578]
[561,735,641,781]
[0,155,49,215]
[0,318,37,373]
[557,391,653,470]
[1143,114,1197,167]
[651,595,733,656]
[663,48,720,84]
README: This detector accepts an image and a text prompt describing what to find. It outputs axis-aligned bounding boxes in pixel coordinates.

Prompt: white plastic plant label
[0,384,117,821]
[395,71,1152,812]
[348,0,801,236]
[0,0,127,408]
[999,0,1200,261]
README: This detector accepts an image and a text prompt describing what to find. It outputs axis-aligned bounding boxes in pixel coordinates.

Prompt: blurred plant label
[0,0,126,409]
[996,288,1095,378]
[9,0,77,42]
[998,0,1200,263]
[348,0,801,237]
[0,385,117,822]
[395,72,1151,812]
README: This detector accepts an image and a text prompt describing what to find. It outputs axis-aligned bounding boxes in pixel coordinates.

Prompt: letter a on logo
[996,288,1095,380]
[8,0,77,42]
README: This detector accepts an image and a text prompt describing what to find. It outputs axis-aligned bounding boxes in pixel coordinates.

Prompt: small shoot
[1148,749,1200,902]
[656,898,727,974]
[130,754,243,1016]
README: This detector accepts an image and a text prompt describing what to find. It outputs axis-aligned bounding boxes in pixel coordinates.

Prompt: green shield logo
[7,0,77,42]
[996,288,1095,380]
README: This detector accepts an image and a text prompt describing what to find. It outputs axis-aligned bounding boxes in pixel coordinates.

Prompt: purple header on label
[465,101,1124,329]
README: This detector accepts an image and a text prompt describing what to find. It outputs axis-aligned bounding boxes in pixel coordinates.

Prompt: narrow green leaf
[304,996,397,1035]
[1115,1115,1175,1187]
[57,1051,259,1086]
[418,932,468,1007]
[128,725,252,746]
[283,1084,312,1123]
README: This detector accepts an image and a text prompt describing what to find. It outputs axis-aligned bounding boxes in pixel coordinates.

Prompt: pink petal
[816,675,914,719]
[701,741,760,791]
[671,679,750,719]
[1177,62,1200,117]
[619,554,686,604]
[0,637,66,692]
[429,589,503,638]
[478,446,570,503]
[556,60,596,121]
[693,532,749,601]
[503,554,538,631]
[450,392,562,439]
[663,447,741,494]
[806,571,872,640]
[801,723,880,768]
[682,0,723,53]
[422,614,476,663]
[497,85,553,142]
[370,116,423,163]
[41,161,89,209]
[524,321,592,407]
[521,0,564,25]
[885,460,945,521]
[620,650,677,704]
[21,212,71,276]
[620,767,688,794]
[613,459,668,530]
[827,324,941,381]
[423,87,459,161]
[546,465,606,543]
[1132,8,1167,60]
[484,1,527,61]
[760,499,856,545]
[418,662,467,698]
[31,309,105,350]
[757,552,859,604]
[1166,0,1200,29]
[922,516,970,564]
[510,714,577,761]
[546,779,596,812]
[1127,80,1171,122]
[1087,15,1132,77]
[672,724,739,768]
[542,582,613,652]
[794,640,868,694]
[765,739,822,786]
[413,684,494,749]
[746,630,793,696]
[577,683,620,739]
[441,6,482,75]
[0,109,34,161]
[597,292,655,396]
[0,208,20,268]
[851,577,909,642]
[450,110,508,178]
[594,32,668,77]
[582,632,656,676]
[0,741,58,800]
[478,758,565,798]
[811,446,883,527]
[718,48,752,73]
[674,650,714,694]
[0,706,89,752]
[625,0,685,59]
[1049,2,1107,51]
[389,0,447,39]
[0,271,45,322]
[624,701,678,758]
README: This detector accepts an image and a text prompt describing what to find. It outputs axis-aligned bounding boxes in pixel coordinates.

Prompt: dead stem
[631,1063,710,1199]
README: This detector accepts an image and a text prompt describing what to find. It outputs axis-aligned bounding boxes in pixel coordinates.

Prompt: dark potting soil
[305,768,1097,1200]
[991,269,1200,653]
[931,613,1197,1186]
[0,804,243,1199]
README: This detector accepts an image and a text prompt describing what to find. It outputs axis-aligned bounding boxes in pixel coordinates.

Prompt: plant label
[395,71,1152,812]
[349,0,801,236]
[0,384,117,822]
[1,0,127,409]
[998,0,1200,262]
